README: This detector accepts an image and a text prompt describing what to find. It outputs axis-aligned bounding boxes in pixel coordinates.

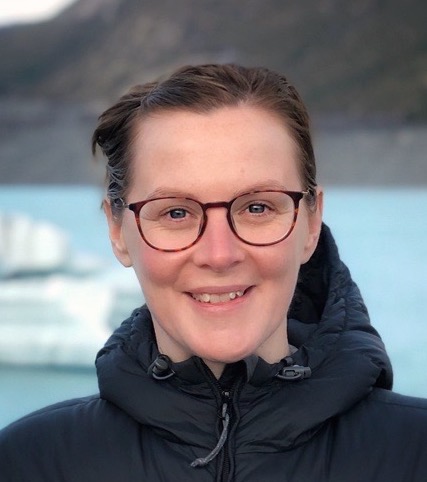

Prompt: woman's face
[106,105,322,375]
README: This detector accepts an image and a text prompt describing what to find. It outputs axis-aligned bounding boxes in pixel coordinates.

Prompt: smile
[191,290,245,304]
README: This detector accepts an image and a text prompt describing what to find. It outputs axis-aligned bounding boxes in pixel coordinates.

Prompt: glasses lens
[231,191,296,245]
[138,198,203,250]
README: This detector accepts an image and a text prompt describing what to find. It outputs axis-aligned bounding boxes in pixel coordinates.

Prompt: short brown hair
[92,63,317,216]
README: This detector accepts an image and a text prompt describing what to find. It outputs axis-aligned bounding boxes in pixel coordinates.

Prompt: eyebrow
[144,180,293,200]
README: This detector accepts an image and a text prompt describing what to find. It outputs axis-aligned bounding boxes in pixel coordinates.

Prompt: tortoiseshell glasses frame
[120,189,309,252]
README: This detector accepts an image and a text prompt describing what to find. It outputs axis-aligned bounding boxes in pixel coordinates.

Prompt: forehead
[129,105,301,199]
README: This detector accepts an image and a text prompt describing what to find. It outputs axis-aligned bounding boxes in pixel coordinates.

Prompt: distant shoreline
[1,100,427,186]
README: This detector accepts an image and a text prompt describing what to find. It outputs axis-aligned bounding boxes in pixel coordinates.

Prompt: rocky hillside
[0,0,426,120]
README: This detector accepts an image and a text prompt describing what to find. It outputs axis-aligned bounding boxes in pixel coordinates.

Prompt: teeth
[191,290,244,304]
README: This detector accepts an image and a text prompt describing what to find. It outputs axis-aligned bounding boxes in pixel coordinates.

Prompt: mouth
[190,288,249,304]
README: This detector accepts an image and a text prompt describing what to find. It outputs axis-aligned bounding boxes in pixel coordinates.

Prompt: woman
[1,64,426,481]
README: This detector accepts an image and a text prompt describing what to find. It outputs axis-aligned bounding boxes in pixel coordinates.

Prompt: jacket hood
[289,223,392,389]
[96,223,393,451]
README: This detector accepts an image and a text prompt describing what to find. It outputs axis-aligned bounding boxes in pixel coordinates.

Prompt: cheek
[130,245,181,302]
[262,239,303,281]
[258,241,304,308]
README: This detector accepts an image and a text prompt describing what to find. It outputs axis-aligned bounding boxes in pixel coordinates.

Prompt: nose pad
[192,209,245,270]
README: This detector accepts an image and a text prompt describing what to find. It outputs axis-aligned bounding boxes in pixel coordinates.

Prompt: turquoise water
[0,185,427,428]
[0,365,98,428]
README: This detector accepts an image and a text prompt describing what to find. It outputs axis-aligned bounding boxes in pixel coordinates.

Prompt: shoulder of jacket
[0,393,136,447]
[367,387,427,411]
[2,394,103,431]
[323,389,427,481]
[0,394,140,481]
[339,388,427,436]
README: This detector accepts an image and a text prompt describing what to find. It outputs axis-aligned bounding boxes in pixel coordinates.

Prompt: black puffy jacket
[1,225,427,481]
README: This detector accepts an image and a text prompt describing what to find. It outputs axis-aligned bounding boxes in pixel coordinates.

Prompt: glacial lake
[0,185,426,429]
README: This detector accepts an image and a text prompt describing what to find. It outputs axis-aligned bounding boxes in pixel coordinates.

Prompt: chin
[196,341,258,365]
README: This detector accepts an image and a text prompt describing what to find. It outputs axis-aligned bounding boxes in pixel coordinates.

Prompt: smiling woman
[103,105,322,375]
[1,63,427,482]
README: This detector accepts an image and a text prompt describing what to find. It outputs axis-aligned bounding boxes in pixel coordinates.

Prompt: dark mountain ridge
[1,0,426,185]
[1,0,426,121]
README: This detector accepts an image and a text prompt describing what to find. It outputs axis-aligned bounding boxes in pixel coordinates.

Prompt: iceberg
[0,212,142,366]
[0,213,70,277]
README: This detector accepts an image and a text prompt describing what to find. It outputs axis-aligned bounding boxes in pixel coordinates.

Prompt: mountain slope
[0,0,426,120]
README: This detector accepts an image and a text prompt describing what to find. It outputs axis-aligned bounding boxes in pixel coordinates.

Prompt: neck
[203,344,292,380]
[204,360,227,379]
[153,316,291,380]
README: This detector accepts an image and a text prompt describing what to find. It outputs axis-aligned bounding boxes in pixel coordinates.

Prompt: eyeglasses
[121,190,308,252]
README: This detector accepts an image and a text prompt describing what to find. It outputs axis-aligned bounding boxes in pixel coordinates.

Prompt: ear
[301,187,324,264]
[103,200,133,267]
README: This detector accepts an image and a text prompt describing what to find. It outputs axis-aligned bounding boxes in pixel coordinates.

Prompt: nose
[192,208,245,271]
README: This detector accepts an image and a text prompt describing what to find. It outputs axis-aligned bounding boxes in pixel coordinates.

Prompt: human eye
[165,207,188,220]
[141,199,189,221]
[240,195,278,216]
[154,199,200,229]
[159,204,194,222]
[234,197,278,225]
[246,202,273,215]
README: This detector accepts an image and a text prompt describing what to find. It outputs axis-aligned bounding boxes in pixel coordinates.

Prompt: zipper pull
[221,401,229,422]
[190,394,231,467]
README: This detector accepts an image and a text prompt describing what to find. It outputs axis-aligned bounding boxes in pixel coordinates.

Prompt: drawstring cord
[148,354,311,469]
[190,402,230,468]
[148,355,232,468]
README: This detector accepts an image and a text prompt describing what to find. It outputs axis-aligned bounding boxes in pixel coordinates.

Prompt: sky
[0,0,76,26]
